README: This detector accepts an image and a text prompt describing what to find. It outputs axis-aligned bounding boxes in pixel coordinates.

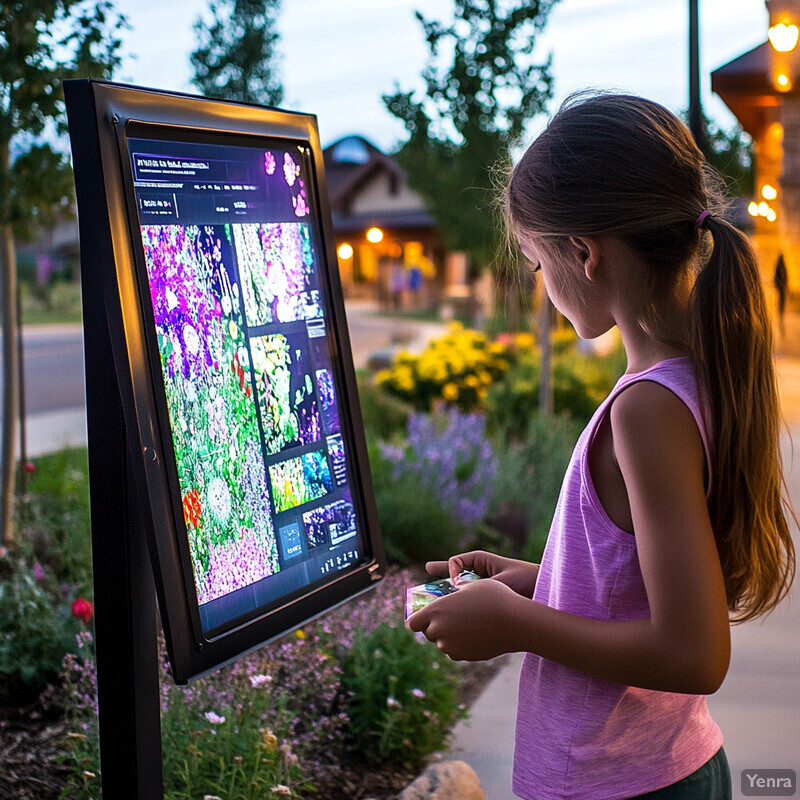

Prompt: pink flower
[71,597,94,625]
[34,563,46,581]
[204,711,226,725]
[24,461,35,474]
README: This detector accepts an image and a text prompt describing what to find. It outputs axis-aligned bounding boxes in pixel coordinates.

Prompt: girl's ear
[569,236,602,281]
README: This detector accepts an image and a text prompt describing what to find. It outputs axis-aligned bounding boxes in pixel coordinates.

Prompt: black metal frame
[64,78,385,796]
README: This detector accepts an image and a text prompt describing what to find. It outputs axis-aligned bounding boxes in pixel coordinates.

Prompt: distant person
[408,93,796,800]
[407,264,423,307]
[390,261,405,310]
[774,252,788,340]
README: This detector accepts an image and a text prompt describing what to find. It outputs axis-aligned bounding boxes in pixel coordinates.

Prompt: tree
[703,113,754,198]
[0,0,126,544]
[191,0,283,106]
[383,0,558,271]
[681,108,754,198]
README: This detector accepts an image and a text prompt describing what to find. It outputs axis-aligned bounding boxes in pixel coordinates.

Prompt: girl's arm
[408,381,731,695]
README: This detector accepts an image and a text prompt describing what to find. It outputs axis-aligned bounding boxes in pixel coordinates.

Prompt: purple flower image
[315,368,335,412]
[234,222,322,326]
[141,225,224,382]
[283,152,299,187]
[141,223,281,605]
[202,524,280,605]
[303,498,357,549]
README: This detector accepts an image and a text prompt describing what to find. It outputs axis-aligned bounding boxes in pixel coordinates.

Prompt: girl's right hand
[425,550,540,599]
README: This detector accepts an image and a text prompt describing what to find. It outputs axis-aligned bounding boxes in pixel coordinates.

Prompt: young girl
[407,93,797,799]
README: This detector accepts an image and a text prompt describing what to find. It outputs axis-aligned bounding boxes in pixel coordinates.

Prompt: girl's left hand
[406,579,523,661]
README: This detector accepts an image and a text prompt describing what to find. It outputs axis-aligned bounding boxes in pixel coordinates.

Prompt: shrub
[371,408,496,564]
[375,322,512,412]
[0,551,86,705]
[487,412,580,561]
[16,447,92,595]
[356,368,411,441]
[55,570,467,797]
[381,408,496,529]
[486,343,625,437]
[340,622,463,767]
[371,457,466,565]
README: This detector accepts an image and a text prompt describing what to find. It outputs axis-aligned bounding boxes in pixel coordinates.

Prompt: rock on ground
[396,760,485,800]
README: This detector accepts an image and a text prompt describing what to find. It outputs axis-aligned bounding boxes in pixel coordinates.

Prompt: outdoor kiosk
[64,79,385,797]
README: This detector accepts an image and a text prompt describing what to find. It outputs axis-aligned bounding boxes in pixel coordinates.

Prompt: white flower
[412,687,426,699]
[204,796,223,800]
[250,673,273,688]
[204,711,226,725]
[386,695,402,710]
[271,785,292,796]
[207,477,231,524]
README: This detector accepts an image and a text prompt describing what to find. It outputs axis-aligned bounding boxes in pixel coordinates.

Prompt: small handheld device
[405,570,480,619]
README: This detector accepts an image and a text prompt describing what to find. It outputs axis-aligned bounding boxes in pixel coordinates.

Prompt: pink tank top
[513,357,723,800]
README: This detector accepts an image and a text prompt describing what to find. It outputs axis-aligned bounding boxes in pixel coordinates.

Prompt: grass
[15,447,92,594]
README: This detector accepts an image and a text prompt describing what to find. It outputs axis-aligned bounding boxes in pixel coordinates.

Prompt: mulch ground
[0,657,507,800]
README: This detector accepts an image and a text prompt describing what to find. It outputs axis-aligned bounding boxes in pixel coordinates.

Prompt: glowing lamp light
[767,208,778,222]
[777,73,792,90]
[769,22,799,52]
[762,184,778,200]
[337,243,353,259]
[366,227,384,243]
[748,202,760,217]
[758,201,770,216]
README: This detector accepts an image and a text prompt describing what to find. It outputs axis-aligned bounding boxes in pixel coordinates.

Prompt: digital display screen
[127,132,366,636]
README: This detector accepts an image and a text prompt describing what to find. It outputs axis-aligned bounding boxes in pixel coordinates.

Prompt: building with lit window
[323,135,466,309]
[712,0,800,296]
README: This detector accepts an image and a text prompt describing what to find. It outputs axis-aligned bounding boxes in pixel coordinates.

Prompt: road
[0,302,447,457]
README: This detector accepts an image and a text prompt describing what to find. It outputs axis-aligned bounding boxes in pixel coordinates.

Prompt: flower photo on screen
[234,222,322,326]
[268,451,333,514]
[303,497,357,549]
[141,224,280,605]
[251,332,321,455]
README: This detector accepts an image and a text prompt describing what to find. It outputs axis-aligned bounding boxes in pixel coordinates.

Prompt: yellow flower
[442,383,459,401]
[515,332,535,349]
[295,629,306,640]
[260,728,279,749]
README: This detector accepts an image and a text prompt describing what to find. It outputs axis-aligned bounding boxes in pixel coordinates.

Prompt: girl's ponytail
[691,216,796,621]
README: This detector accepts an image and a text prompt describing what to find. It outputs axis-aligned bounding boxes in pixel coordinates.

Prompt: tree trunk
[0,219,18,545]
[539,289,553,416]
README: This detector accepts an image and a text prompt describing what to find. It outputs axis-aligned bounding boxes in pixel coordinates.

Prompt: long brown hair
[505,92,795,621]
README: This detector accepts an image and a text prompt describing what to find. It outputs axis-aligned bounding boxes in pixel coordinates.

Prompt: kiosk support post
[83,372,164,797]
[67,77,165,797]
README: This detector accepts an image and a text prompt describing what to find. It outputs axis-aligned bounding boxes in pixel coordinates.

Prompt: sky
[112,0,769,152]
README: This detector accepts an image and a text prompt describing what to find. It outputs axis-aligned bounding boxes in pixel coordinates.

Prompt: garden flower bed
[0,321,625,798]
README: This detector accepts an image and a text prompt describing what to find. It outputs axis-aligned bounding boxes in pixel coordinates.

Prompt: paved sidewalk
[447,360,800,800]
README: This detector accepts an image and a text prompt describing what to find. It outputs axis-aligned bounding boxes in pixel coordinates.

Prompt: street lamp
[688,0,704,149]
[366,227,383,243]
[769,22,799,52]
